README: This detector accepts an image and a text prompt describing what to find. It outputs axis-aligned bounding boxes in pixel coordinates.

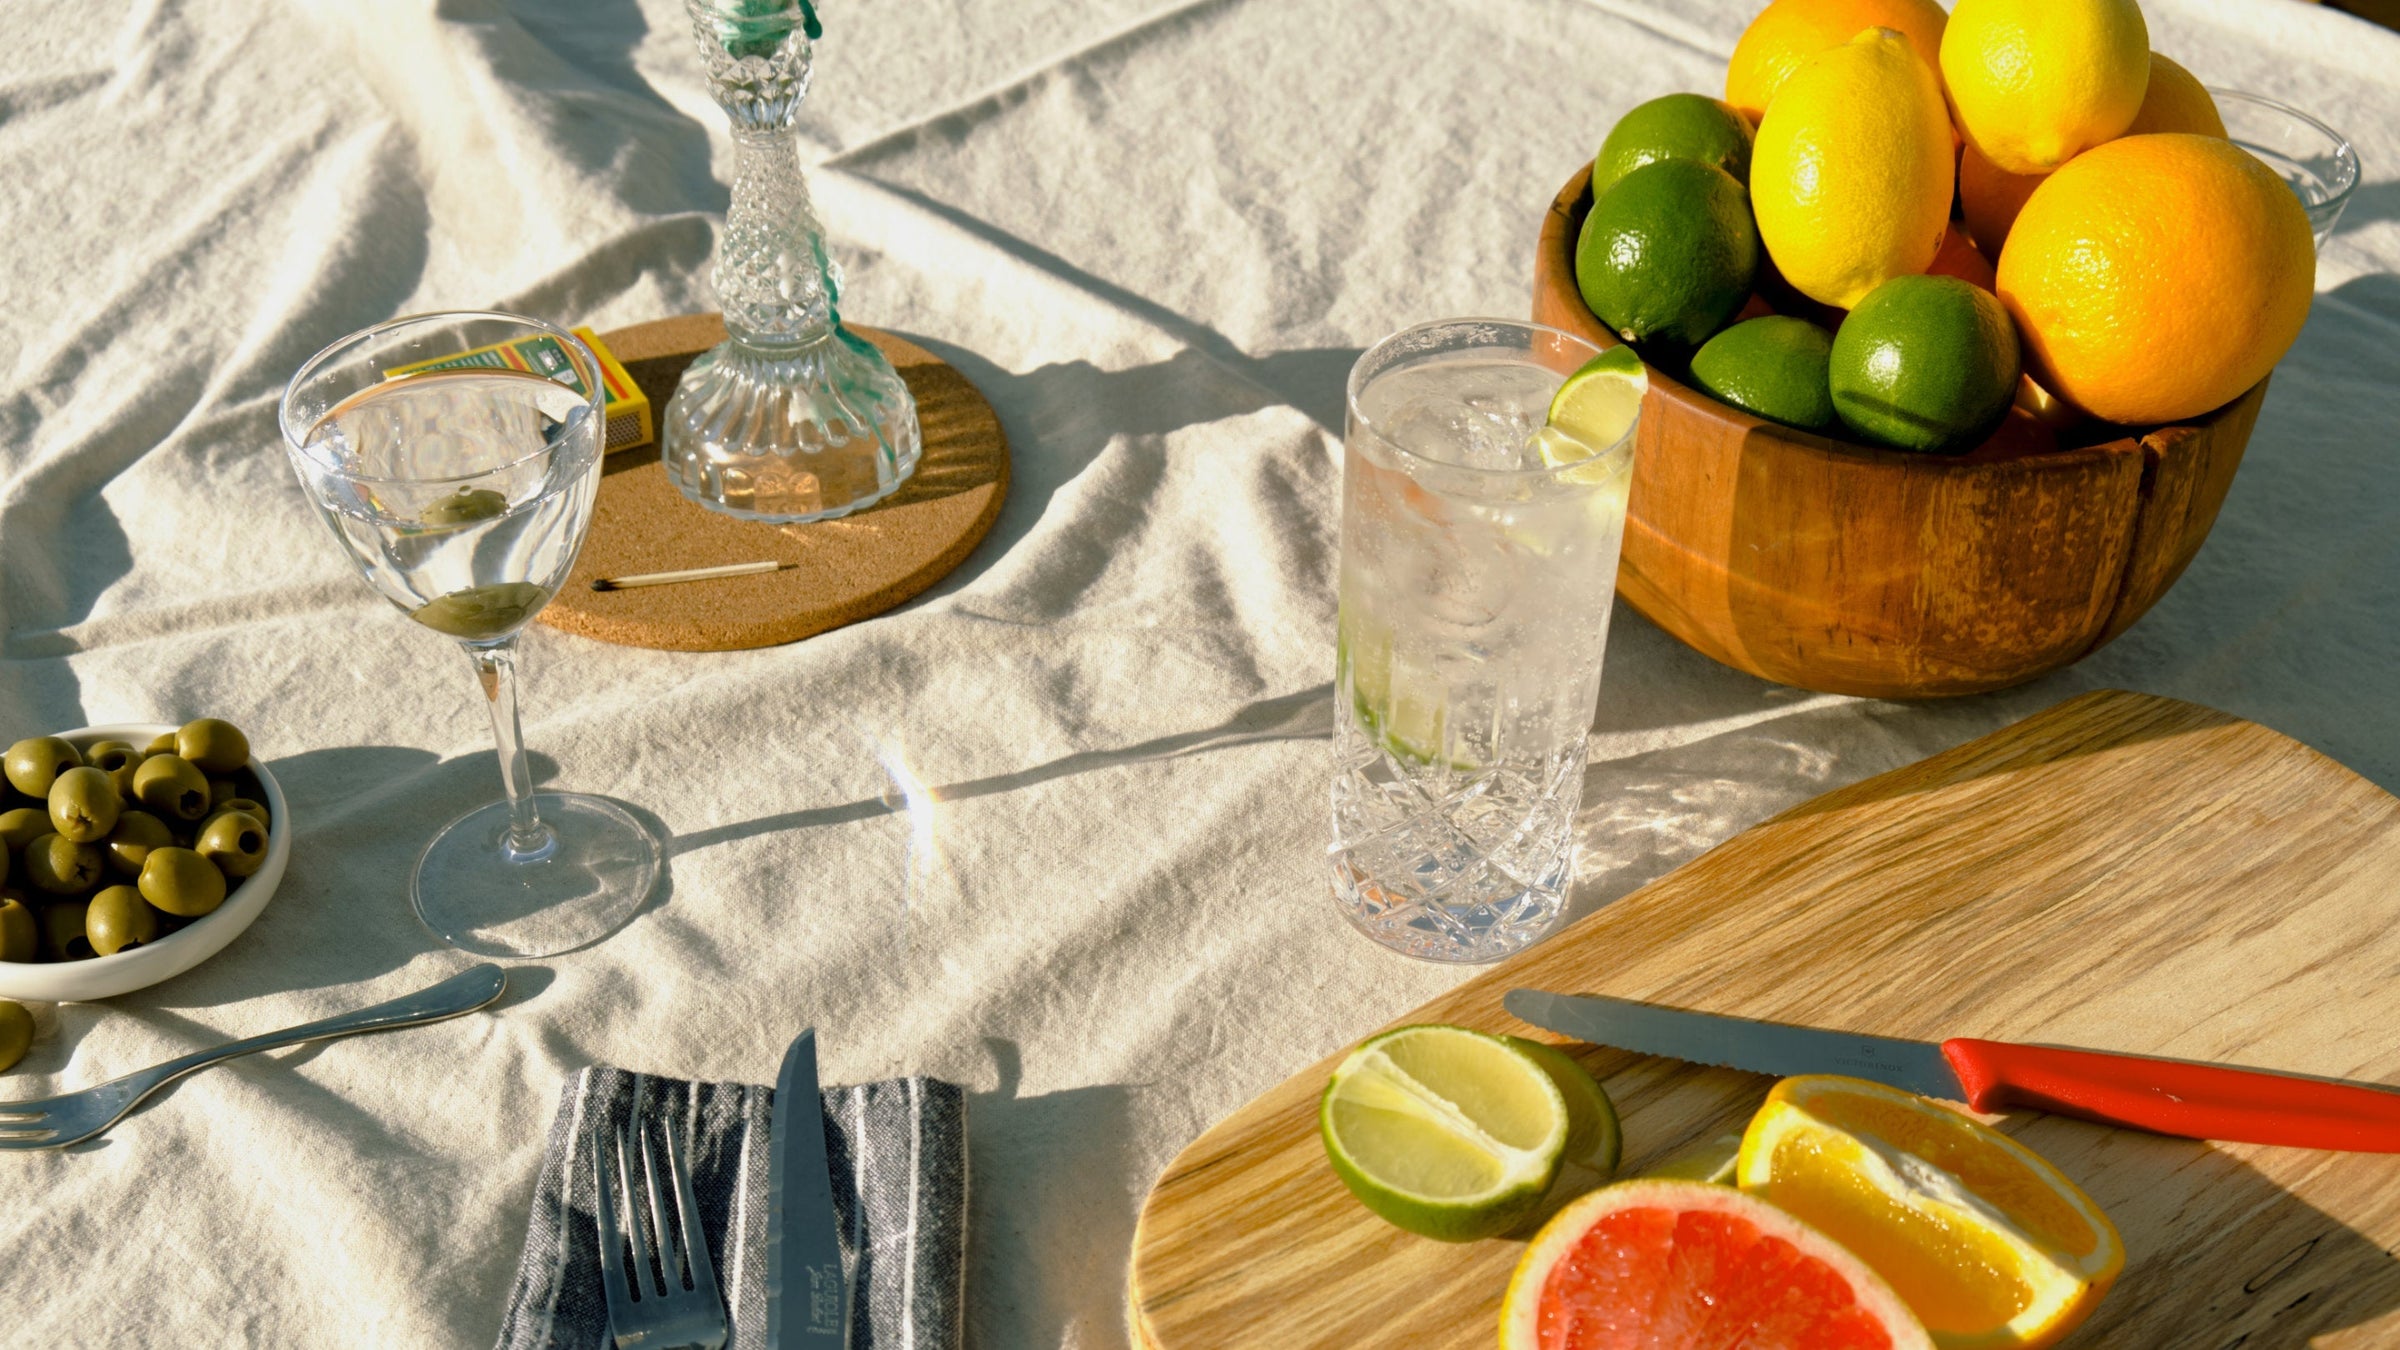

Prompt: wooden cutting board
[1129,690,2400,1348]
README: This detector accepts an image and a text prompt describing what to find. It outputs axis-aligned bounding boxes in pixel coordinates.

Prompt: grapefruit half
[1501,1179,1933,1350]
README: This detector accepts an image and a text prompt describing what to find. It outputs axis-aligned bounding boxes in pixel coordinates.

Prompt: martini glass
[279,311,663,958]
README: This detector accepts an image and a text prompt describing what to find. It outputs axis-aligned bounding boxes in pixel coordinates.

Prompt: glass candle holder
[666,0,922,523]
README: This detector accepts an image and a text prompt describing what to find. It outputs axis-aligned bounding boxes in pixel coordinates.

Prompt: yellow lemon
[1752,27,1953,310]
[1739,1076,2125,1349]
[1942,0,2149,175]
[1723,0,1949,126]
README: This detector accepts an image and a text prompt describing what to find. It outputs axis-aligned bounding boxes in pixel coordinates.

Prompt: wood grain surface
[1129,690,2400,1348]
[540,315,1007,651]
[1531,166,2264,699]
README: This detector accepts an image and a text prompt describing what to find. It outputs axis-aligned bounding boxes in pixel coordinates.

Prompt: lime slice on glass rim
[1320,1025,1571,1242]
[1535,344,1646,482]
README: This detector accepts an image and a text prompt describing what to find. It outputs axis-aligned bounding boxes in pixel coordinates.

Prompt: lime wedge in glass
[1320,1025,1569,1242]
[1539,345,1646,479]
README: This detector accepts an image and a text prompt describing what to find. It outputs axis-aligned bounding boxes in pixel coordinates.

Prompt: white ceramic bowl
[0,724,289,1002]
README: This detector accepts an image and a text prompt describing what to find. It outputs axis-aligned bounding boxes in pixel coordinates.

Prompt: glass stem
[470,638,557,862]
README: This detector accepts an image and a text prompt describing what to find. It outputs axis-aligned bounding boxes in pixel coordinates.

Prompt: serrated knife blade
[765,1028,848,1348]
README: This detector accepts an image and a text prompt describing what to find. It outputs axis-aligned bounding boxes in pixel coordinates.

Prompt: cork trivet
[541,315,1008,652]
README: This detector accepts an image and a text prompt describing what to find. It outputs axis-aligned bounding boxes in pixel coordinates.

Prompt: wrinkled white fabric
[1,0,2396,1345]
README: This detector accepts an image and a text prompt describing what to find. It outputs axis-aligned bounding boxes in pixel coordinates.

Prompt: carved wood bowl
[1533,165,2267,698]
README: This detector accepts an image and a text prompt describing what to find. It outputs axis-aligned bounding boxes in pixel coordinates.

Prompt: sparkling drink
[1330,319,1634,963]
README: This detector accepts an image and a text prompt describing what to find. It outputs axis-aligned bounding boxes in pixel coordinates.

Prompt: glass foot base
[410,792,663,958]
[661,331,922,524]
[1330,851,1571,964]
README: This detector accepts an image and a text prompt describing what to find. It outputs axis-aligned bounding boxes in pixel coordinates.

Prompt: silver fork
[593,1113,729,1350]
[0,964,507,1150]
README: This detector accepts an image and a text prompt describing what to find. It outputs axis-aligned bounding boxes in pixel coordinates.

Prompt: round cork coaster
[541,315,1008,652]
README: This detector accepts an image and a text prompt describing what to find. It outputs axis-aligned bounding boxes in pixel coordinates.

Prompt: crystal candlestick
[666,0,920,523]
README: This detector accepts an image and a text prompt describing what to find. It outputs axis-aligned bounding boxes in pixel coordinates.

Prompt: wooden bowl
[1533,165,2267,698]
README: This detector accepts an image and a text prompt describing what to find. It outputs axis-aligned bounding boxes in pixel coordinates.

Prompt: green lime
[1544,345,1647,459]
[1829,275,2021,454]
[1506,1037,1622,1177]
[1688,315,1836,430]
[1320,1025,1568,1242]
[1594,93,1755,198]
[1575,157,1759,354]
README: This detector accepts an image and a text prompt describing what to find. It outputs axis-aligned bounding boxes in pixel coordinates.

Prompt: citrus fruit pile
[1574,0,2317,453]
[1318,1022,2124,1349]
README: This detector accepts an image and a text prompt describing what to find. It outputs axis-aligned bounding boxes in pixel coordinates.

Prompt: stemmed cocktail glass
[279,311,663,958]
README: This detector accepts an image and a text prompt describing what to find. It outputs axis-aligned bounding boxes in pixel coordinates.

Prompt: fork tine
[618,1118,659,1297]
[637,1120,687,1292]
[591,1122,636,1320]
[0,1105,49,1121]
[667,1124,719,1301]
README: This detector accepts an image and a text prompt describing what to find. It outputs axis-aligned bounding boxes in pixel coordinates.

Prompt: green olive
[3,737,82,798]
[132,754,212,822]
[0,1000,30,1071]
[0,894,35,963]
[195,813,270,879]
[145,732,178,756]
[138,847,225,917]
[421,486,511,525]
[86,740,144,796]
[0,806,48,853]
[23,833,102,895]
[41,899,92,960]
[85,884,159,955]
[176,719,251,775]
[106,810,174,878]
[47,765,122,843]
[210,798,270,830]
[411,582,551,640]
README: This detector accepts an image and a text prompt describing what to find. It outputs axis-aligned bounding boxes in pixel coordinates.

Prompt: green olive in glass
[0,806,47,853]
[85,885,160,955]
[176,719,251,775]
[132,754,212,822]
[3,737,82,798]
[0,894,35,963]
[0,1000,30,1071]
[106,810,174,878]
[138,847,226,917]
[40,899,93,960]
[47,765,122,844]
[23,833,102,895]
[195,813,269,879]
[145,732,178,756]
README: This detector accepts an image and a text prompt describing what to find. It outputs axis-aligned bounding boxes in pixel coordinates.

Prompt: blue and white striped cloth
[494,1066,967,1350]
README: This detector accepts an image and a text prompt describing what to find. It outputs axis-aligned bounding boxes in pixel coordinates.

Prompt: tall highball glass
[1330,319,1636,963]
[279,311,664,958]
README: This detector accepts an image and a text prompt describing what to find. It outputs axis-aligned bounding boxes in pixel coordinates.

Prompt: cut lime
[1320,1025,1569,1242]
[1339,612,1472,770]
[1543,346,1646,473]
[1507,1037,1622,1177]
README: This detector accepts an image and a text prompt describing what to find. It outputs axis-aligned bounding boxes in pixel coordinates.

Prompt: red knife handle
[1940,1038,2400,1152]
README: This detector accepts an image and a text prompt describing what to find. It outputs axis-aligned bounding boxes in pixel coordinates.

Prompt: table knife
[1505,988,2400,1152]
[764,1029,849,1348]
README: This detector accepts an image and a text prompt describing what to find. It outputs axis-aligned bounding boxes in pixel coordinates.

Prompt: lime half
[1541,346,1646,479]
[1507,1037,1622,1177]
[1321,1025,1569,1242]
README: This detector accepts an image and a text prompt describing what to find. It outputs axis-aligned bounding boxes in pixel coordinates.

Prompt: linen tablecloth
[2,1,2397,1344]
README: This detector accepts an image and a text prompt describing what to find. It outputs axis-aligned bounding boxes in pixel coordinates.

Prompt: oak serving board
[1130,690,2400,1348]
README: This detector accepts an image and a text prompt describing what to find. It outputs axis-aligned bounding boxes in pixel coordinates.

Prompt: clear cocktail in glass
[1331,318,1636,963]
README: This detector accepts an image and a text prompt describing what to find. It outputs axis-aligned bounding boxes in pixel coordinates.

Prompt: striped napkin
[493,1066,967,1350]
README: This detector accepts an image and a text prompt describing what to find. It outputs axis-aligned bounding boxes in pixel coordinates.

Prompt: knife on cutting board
[765,1029,849,1348]
[1506,988,2400,1153]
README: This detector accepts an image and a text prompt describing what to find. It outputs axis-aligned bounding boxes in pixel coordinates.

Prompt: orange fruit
[2124,52,2225,137]
[2012,373,2085,430]
[1725,0,1948,125]
[1501,1178,1933,1349]
[1739,1076,2123,1350]
[1958,142,2045,261]
[1926,222,1995,289]
[1998,133,2316,425]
